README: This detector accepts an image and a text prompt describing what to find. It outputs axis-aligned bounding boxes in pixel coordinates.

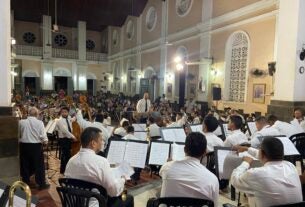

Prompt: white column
[77,62,87,91]
[159,0,169,96]
[273,0,305,101]
[42,15,52,59]
[41,61,53,90]
[78,21,86,61]
[0,0,11,106]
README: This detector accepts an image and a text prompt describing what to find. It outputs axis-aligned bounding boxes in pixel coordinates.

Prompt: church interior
[1,0,305,206]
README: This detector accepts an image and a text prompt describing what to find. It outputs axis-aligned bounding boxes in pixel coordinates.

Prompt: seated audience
[291,108,305,132]
[65,127,134,207]
[231,137,302,207]
[224,115,248,147]
[250,116,280,148]
[159,132,219,205]
[268,114,303,138]
[202,115,224,152]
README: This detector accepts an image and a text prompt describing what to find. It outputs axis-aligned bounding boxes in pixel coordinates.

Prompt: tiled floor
[29,151,248,207]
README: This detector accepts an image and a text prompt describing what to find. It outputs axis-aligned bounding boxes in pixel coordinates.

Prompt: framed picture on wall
[167,83,172,98]
[253,84,266,103]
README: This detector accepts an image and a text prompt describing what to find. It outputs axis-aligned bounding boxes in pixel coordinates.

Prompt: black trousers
[59,138,72,174]
[19,143,46,186]
[107,195,134,207]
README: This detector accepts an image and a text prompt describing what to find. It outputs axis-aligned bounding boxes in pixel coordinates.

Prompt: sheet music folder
[107,139,149,168]
[214,147,232,179]
[148,140,171,165]
[0,180,38,207]
[160,127,186,143]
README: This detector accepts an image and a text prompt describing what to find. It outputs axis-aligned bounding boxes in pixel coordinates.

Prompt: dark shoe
[38,183,50,190]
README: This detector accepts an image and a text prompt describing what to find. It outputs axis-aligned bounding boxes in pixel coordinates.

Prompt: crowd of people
[14,89,305,207]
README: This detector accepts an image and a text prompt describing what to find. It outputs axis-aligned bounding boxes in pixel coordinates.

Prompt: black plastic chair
[206,152,215,174]
[289,133,305,172]
[271,201,305,207]
[57,186,106,207]
[58,178,108,200]
[146,197,214,207]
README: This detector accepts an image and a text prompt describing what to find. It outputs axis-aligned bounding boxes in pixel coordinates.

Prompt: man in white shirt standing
[291,108,305,132]
[250,116,280,148]
[19,107,49,190]
[224,115,248,147]
[160,132,219,205]
[55,106,76,174]
[65,127,134,207]
[136,92,151,123]
[267,114,303,138]
[231,137,302,207]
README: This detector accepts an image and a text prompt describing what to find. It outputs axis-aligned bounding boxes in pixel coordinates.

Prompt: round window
[23,32,36,44]
[54,34,68,47]
[86,39,95,50]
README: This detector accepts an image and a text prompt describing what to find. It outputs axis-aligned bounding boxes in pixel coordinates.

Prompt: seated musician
[148,112,163,138]
[291,108,305,132]
[268,114,303,138]
[167,112,184,128]
[159,132,219,205]
[113,120,129,137]
[231,137,302,207]
[65,127,134,207]
[122,126,138,141]
[202,115,224,152]
[250,116,280,148]
[192,111,201,124]
[223,115,248,147]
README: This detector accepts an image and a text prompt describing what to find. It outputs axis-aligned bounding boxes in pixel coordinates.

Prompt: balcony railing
[86,52,108,62]
[15,45,43,57]
[52,48,78,59]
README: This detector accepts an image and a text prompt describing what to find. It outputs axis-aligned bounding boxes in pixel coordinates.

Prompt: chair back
[58,178,107,199]
[206,152,215,174]
[289,133,305,156]
[146,197,214,207]
[271,201,305,207]
[56,186,106,207]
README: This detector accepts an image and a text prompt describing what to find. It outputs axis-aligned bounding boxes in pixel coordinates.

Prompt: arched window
[225,31,250,102]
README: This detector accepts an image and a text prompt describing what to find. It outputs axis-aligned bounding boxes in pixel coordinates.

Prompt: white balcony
[52,48,78,59]
[86,52,108,62]
[15,45,43,57]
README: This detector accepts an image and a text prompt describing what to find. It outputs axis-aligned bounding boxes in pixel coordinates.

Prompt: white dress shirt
[19,116,48,143]
[149,123,160,137]
[203,132,224,152]
[291,118,305,132]
[136,98,151,113]
[224,129,248,147]
[55,116,75,139]
[113,127,127,137]
[192,117,201,124]
[250,125,281,148]
[272,120,303,138]
[160,156,219,205]
[122,133,139,141]
[65,148,125,205]
[76,111,110,145]
[231,160,302,207]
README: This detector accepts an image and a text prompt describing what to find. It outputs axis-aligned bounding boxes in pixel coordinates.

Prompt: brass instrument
[146,126,151,141]
[8,181,32,207]
[121,189,127,201]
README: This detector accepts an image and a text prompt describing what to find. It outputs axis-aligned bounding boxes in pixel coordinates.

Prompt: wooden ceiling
[11,0,148,31]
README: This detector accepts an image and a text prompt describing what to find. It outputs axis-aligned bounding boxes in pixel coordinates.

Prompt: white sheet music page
[124,142,148,168]
[174,128,187,143]
[4,196,36,207]
[162,129,176,142]
[276,137,300,155]
[247,122,257,135]
[171,143,185,161]
[45,120,53,133]
[134,131,147,141]
[222,124,232,137]
[47,119,58,134]
[107,141,126,165]
[132,124,146,131]
[190,125,202,132]
[148,142,170,165]
[111,161,134,180]
[217,149,231,179]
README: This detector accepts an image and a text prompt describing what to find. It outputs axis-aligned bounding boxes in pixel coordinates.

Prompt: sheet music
[45,120,53,133]
[111,161,134,180]
[213,126,223,136]
[174,128,186,143]
[217,149,231,179]
[107,141,126,165]
[247,122,257,135]
[171,143,185,161]
[132,124,146,131]
[134,131,147,141]
[148,142,170,165]
[276,137,300,155]
[46,119,57,134]
[190,125,202,132]
[4,195,36,207]
[124,142,148,168]
[162,129,176,142]
[222,124,232,137]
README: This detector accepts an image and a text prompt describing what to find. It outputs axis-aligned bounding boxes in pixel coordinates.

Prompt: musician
[122,126,138,141]
[19,107,50,190]
[250,116,280,148]
[65,127,134,207]
[223,115,248,147]
[231,137,302,207]
[267,114,303,138]
[192,111,201,124]
[202,115,224,152]
[291,108,305,132]
[136,92,151,123]
[148,112,162,137]
[55,106,77,174]
[159,132,219,205]
[113,120,129,137]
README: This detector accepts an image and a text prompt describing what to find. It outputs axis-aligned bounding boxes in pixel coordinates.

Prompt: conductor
[136,92,151,123]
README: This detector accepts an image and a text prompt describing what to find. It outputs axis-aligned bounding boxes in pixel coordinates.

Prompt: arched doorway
[140,66,156,101]
[23,71,40,96]
[87,72,97,96]
[53,68,73,95]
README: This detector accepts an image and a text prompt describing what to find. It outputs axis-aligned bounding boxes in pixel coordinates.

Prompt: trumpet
[8,181,31,207]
